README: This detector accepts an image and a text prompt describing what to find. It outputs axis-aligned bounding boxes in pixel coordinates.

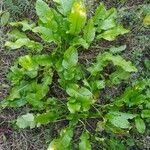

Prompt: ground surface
[0,0,150,149]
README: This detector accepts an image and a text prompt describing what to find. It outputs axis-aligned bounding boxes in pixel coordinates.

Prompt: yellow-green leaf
[143,15,150,26]
[68,1,87,35]
[97,26,129,41]
[10,20,36,31]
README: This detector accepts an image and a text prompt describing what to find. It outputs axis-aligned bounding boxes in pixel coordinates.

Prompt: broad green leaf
[8,29,27,41]
[97,18,116,32]
[1,11,10,26]
[108,139,126,150]
[33,54,52,66]
[63,68,76,80]
[18,55,34,70]
[5,38,30,49]
[67,98,81,113]
[71,37,89,49]
[36,0,54,23]
[48,127,73,150]
[35,111,58,124]
[144,59,150,70]
[109,68,130,85]
[68,1,87,35]
[105,8,117,20]
[107,112,136,129]
[7,87,21,101]
[1,98,27,108]
[110,116,130,129]
[88,52,137,76]
[26,93,44,108]
[10,20,36,31]
[109,45,126,54]
[7,65,24,84]
[141,110,150,118]
[62,46,78,69]
[96,7,117,32]
[53,0,74,15]
[94,3,106,24]
[42,67,53,85]
[97,26,129,41]
[135,117,146,133]
[126,138,135,147]
[143,15,150,26]
[66,85,93,112]
[79,132,91,150]
[90,80,105,91]
[100,52,137,72]
[83,18,96,44]
[5,38,43,51]
[66,85,92,98]
[16,113,36,129]
[32,26,54,43]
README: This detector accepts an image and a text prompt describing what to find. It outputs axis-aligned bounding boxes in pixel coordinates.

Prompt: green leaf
[101,52,137,72]
[96,7,117,33]
[109,45,126,54]
[32,26,54,43]
[36,0,54,24]
[68,1,87,35]
[19,55,34,70]
[107,112,136,129]
[7,87,21,101]
[62,46,78,69]
[71,37,89,49]
[67,98,81,113]
[98,8,117,30]
[5,38,43,52]
[135,117,146,134]
[108,139,126,150]
[90,80,105,91]
[8,29,27,41]
[26,93,44,108]
[79,132,91,150]
[53,0,74,15]
[1,11,10,26]
[88,52,137,76]
[33,54,52,66]
[10,20,36,31]
[141,110,150,118]
[144,59,150,70]
[93,3,107,24]
[7,65,24,84]
[48,127,73,150]
[97,18,116,32]
[1,98,26,108]
[97,26,129,41]
[16,113,36,129]
[83,18,96,44]
[66,85,93,112]
[35,111,58,124]
[109,68,130,85]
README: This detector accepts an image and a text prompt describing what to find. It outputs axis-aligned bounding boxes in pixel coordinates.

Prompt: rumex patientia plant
[2,0,147,149]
